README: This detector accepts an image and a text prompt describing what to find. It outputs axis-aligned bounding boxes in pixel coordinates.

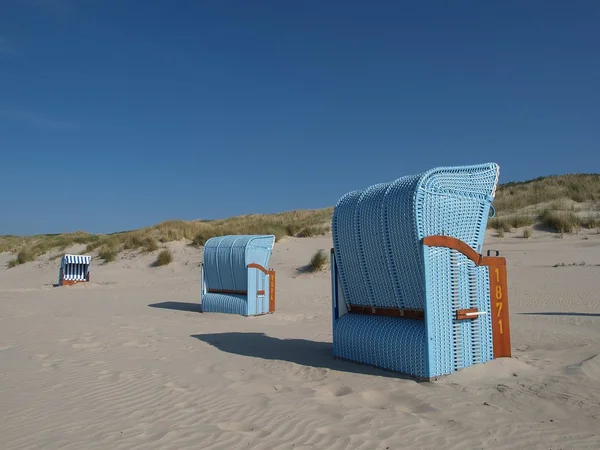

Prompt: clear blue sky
[1,1,599,235]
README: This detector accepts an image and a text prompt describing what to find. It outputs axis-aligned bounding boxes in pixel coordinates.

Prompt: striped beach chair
[59,254,91,286]
[200,235,276,316]
[330,162,511,380]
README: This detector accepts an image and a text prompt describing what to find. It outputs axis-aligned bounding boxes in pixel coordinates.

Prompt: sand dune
[1,230,600,449]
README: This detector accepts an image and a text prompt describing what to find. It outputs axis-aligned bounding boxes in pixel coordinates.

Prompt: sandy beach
[1,229,600,449]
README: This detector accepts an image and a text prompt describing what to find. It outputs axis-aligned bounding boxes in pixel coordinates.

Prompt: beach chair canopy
[201,235,276,316]
[59,254,91,285]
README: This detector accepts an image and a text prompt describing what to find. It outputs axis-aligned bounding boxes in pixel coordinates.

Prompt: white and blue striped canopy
[63,254,91,264]
[60,254,91,282]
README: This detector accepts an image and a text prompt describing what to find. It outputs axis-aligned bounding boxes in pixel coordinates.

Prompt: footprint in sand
[323,384,353,397]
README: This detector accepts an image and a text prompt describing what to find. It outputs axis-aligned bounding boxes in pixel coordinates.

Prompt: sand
[1,229,600,449]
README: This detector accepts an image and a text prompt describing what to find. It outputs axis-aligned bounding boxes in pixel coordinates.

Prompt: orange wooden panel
[349,305,425,320]
[455,307,479,321]
[248,263,269,274]
[486,257,511,358]
[60,279,87,287]
[208,289,247,295]
[422,235,483,265]
[269,270,276,312]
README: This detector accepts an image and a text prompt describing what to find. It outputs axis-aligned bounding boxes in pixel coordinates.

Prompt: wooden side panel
[248,263,269,274]
[208,289,247,295]
[348,305,425,320]
[422,235,482,265]
[486,257,511,358]
[60,279,88,287]
[269,270,276,312]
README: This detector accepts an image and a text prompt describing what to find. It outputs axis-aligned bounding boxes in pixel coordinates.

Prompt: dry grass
[537,210,600,233]
[493,173,600,211]
[488,174,600,234]
[153,249,173,267]
[522,228,532,239]
[2,173,599,264]
[0,232,100,265]
[308,249,328,272]
[5,248,36,268]
[1,208,334,265]
[294,225,330,238]
[189,208,333,247]
[98,247,118,264]
[538,210,579,233]
[488,215,535,232]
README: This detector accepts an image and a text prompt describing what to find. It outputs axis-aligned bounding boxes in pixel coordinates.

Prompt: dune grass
[492,173,600,211]
[2,207,334,267]
[3,174,600,267]
[487,173,600,233]
[153,249,173,267]
[488,215,535,232]
[188,209,332,247]
[307,249,329,272]
[537,209,600,233]
[98,247,118,263]
[1,232,100,267]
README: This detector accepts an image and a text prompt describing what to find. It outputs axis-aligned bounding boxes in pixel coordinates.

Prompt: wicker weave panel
[333,314,427,377]
[382,174,424,309]
[201,293,248,316]
[357,183,397,308]
[332,190,371,307]
[417,164,499,378]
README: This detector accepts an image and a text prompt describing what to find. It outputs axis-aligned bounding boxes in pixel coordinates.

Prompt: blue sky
[1,1,599,235]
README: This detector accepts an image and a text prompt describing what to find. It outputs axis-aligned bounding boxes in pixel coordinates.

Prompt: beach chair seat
[200,235,276,316]
[331,162,511,380]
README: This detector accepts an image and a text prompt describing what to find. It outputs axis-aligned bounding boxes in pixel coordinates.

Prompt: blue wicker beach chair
[58,254,91,286]
[330,162,511,380]
[200,235,276,316]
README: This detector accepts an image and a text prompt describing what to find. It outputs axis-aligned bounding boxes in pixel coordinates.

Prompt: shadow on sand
[191,332,416,381]
[149,301,203,313]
